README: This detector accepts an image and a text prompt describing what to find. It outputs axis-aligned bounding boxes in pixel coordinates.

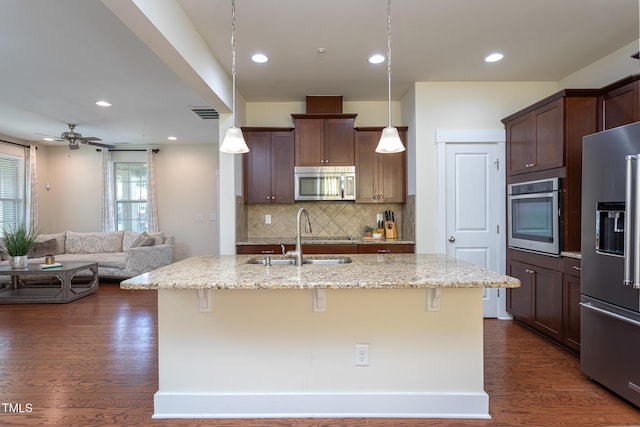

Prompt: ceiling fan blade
[34,132,64,141]
[84,140,116,149]
[78,136,102,142]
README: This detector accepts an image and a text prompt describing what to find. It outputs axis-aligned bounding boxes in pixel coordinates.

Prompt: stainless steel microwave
[507,177,561,256]
[294,166,356,201]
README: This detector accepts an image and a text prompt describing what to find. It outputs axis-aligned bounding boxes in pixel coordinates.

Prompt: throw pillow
[130,232,156,248]
[27,238,58,258]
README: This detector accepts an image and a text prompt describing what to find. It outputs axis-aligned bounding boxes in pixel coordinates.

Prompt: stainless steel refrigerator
[581,121,640,407]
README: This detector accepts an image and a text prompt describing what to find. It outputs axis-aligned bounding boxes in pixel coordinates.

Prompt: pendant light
[375,0,405,154]
[219,0,249,154]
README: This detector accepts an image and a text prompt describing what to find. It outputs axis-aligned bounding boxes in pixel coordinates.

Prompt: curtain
[27,145,38,232]
[101,149,116,232]
[147,148,159,232]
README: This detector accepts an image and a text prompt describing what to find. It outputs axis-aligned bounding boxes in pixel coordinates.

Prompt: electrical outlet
[265,214,271,224]
[355,344,369,366]
[181,247,188,256]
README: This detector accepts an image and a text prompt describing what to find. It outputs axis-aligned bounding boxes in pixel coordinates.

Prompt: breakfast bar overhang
[121,253,519,420]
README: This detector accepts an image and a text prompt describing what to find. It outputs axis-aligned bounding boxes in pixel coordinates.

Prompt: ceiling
[0,0,637,147]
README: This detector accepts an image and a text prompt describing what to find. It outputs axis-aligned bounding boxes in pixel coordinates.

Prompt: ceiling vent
[190,107,219,119]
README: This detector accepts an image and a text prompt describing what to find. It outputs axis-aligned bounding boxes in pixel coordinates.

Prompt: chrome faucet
[283,207,312,266]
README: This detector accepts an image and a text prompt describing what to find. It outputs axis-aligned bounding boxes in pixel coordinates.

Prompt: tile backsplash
[246,202,404,239]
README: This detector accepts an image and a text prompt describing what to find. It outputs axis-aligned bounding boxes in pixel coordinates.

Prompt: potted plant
[2,223,38,268]
[364,226,375,237]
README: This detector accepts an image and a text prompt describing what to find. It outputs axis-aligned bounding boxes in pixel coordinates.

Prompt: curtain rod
[0,139,30,149]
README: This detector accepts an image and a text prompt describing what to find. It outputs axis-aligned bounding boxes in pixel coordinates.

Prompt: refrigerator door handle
[624,155,636,287]
[580,302,640,328]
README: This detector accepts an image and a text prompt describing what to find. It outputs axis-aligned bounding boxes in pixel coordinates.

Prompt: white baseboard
[153,391,490,419]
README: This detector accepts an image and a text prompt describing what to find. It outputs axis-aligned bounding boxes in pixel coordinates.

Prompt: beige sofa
[1,230,175,279]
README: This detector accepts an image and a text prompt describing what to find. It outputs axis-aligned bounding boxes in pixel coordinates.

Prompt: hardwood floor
[0,283,638,426]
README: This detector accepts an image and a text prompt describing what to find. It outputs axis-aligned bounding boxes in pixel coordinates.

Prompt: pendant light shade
[376,126,404,153]
[375,0,405,154]
[220,127,249,153]
[219,0,249,154]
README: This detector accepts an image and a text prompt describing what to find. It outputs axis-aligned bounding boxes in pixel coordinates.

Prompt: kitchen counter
[121,253,518,290]
[123,253,518,420]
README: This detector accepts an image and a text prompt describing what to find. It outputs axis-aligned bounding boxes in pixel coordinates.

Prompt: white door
[445,143,501,317]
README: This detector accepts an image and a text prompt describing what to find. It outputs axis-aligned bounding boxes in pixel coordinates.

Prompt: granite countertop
[237,238,415,245]
[561,251,581,260]
[121,253,519,291]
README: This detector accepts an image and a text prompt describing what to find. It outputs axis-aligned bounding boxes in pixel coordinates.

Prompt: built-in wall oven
[507,177,561,256]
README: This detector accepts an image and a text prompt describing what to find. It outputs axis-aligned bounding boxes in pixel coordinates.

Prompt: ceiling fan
[41,124,116,150]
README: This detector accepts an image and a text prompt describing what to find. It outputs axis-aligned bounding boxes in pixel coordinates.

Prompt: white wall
[409,82,558,253]
[559,39,640,89]
[39,143,219,259]
[246,101,403,128]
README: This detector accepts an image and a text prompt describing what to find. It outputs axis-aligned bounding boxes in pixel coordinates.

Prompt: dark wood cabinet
[505,98,564,175]
[507,249,581,353]
[292,114,356,166]
[354,127,407,203]
[599,74,640,130]
[503,90,598,178]
[358,243,415,254]
[503,90,598,252]
[236,242,415,255]
[506,259,534,323]
[242,128,295,204]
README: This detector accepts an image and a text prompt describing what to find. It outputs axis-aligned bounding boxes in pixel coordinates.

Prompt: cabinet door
[295,119,325,166]
[358,244,415,254]
[243,131,271,203]
[564,273,581,352]
[506,114,534,175]
[378,150,405,203]
[506,259,533,323]
[325,118,355,165]
[532,265,564,341]
[270,131,295,203]
[602,80,640,130]
[533,98,564,171]
[355,131,378,203]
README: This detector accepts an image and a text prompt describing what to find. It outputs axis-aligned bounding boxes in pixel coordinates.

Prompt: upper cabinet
[505,99,564,175]
[355,127,407,203]
[242,128,295,204]
[599,74,640,130]
[503,90,599,177]
[292,114,356,166]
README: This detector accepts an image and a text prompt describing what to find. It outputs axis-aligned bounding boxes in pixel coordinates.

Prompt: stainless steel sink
[303,256,352,264]
[246,257,296,265]
[247,255,352,265]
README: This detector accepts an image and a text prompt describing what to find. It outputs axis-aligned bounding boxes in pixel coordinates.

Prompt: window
[0,153,25,232]
[114,162,147,232]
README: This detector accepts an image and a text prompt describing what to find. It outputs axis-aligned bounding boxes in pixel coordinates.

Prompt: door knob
[448,236,456,242]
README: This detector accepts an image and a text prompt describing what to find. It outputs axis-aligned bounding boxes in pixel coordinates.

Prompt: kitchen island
[121,253,519,419]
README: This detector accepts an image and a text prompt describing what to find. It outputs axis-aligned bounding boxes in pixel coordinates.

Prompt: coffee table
[0,261,98,303]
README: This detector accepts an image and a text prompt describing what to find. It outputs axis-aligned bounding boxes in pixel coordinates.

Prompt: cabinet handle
[572,266,582,271]
[260,250,275,254]
[271,195,275,200]
[373,195,378,199]
[379,194,384,199]
[378,249,390,253]
[525,163,536,168]
[266,196,271,200]
[525,268,535,274]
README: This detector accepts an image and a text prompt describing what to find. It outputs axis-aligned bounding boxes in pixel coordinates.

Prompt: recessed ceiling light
[43,137,54,141]
[485,53,504,63]
[167,136,177,141]
[96,100,112,107]
[251,53,269,63]
[368,54,385,64]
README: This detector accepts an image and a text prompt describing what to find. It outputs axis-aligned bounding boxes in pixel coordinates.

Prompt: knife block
[384,221,398,239]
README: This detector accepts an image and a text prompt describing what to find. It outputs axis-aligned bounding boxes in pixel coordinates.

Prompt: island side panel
[154,287,487,419]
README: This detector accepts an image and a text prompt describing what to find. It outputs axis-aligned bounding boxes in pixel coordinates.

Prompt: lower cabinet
[506,249,581,353]
[236,243,415,255]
